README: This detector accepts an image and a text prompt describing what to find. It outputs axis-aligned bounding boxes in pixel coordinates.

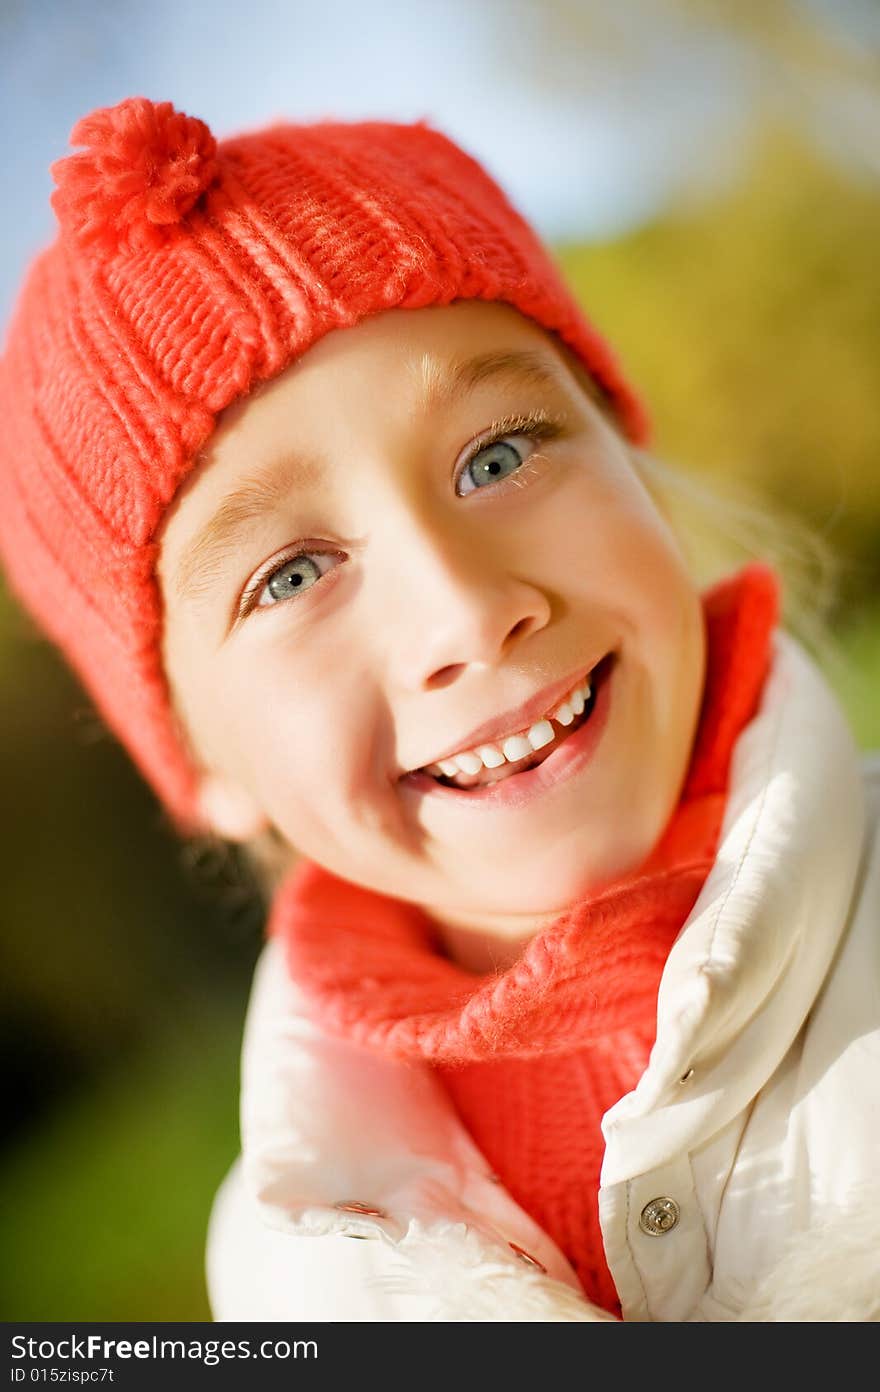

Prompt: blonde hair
[632,443,851,673]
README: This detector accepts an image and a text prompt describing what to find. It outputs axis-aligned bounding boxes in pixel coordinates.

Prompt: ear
[195,771,271,843]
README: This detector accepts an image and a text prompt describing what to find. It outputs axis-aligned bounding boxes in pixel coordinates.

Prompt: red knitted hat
[0,96,650,837]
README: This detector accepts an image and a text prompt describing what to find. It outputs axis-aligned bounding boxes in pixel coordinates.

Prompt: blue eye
[264,554,321,603]
[240,549,339,619]
[457,433,534,496]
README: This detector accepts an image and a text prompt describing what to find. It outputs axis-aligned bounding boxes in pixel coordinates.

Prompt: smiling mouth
[418,654,610,792]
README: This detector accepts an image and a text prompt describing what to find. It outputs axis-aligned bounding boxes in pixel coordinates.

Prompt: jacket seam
[623,1179,653,1321]
[710,1094,757,1254]
[685,1145,714,1312]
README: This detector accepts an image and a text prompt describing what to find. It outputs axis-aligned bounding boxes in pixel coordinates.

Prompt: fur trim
[366,1204,880,1321]
[735,1202,880,1322]
[367,1220,617,1322]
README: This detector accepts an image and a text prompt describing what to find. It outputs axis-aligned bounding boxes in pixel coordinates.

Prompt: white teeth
[501,733,533,762]
[526,719,555,751]
[451,751,483,776]
[422,671,596,778]
[558,680,590,722]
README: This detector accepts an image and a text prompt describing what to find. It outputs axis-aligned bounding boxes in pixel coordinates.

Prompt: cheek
[543,458,691,622]
[554,461,705,769]
[205,649,371,820]
[617,548,706,816]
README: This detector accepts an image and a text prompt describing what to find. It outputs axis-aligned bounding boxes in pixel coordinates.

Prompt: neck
[423,903,565,973]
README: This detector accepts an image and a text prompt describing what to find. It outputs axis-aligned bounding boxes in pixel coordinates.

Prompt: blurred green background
[2,0,878,1321]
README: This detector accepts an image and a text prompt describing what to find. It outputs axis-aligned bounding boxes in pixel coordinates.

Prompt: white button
[639,1197,680,1236]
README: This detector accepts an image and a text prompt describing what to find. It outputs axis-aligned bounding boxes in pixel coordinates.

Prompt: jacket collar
[601,626,867,1184]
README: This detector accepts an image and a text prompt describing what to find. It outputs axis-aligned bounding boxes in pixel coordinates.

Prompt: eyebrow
[172,348,571,607]
[172,451,324,606]
[414,347,569,413]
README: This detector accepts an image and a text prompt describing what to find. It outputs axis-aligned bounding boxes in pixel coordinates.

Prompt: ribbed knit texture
[0,96,649,835]
[268,560,781,1315]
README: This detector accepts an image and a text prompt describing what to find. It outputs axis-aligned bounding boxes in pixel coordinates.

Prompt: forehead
[164,301,585,504]
[220,299,576,431]
[156,301,598,602]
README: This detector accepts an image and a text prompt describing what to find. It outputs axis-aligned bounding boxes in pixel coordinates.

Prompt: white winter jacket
[206,629,880,1322]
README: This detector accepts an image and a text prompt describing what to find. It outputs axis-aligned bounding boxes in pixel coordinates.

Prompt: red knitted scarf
[268,561,780,1315]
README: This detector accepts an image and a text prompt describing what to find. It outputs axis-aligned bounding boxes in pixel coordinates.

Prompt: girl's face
[158,301,705,946]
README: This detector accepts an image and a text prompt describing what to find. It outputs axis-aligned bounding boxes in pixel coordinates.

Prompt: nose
[383,524,552,692]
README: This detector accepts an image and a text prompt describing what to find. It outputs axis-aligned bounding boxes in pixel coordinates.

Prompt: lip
[403,656,606,775]
[399,652,616,811]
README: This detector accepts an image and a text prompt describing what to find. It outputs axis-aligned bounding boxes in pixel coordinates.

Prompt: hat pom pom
[50,96,220,255]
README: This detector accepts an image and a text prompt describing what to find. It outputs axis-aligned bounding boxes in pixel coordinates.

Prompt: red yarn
[268,560,781,1315]
[50,97,220,255]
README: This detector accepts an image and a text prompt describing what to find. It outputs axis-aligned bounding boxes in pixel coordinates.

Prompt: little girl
[1,96,877,1323]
